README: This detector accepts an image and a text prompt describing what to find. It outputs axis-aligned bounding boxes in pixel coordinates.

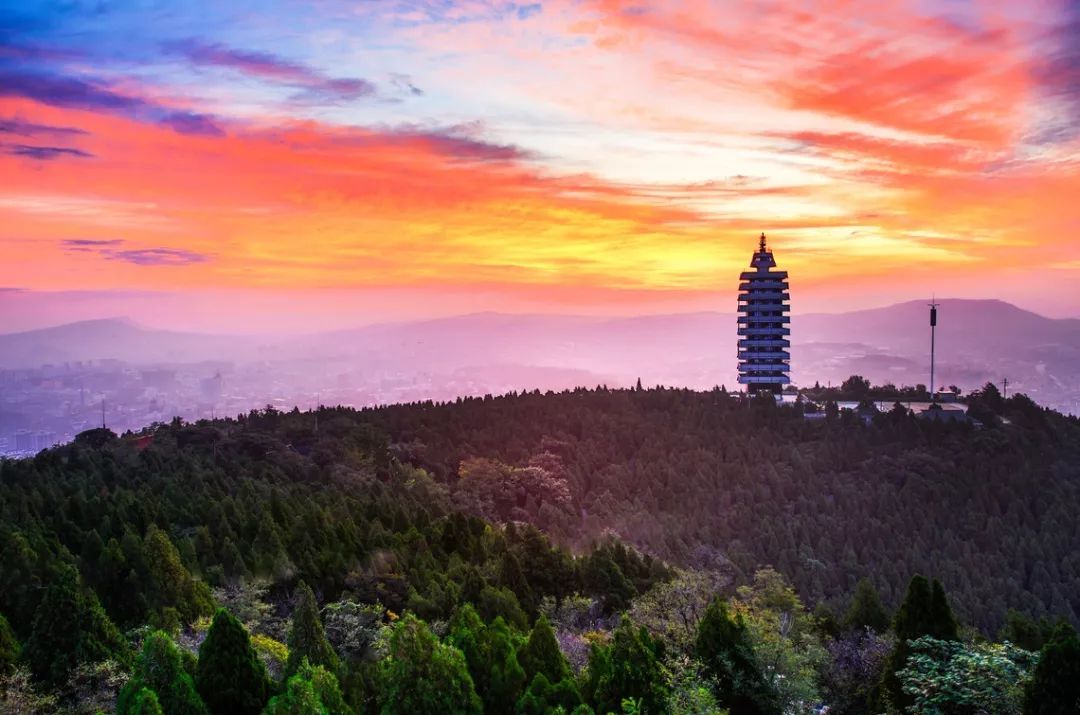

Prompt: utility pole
[928,297,940,402]
[1002,377,1008,399]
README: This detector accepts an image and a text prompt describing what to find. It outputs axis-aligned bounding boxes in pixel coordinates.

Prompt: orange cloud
[3,0,1079,323]
[0,96,747,296]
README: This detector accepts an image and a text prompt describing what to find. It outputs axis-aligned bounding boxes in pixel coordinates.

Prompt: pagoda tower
[737,233,790,393]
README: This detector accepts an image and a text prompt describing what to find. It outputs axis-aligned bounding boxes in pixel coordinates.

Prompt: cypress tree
[195,609,270,715]
[118,631,207,715]
[517,615,570,684]
[694,598,777,715]
[584,617,668,715]
[447,607,526,715]
[380,614,481,715]
[583,552,635,613]
[0,613,19,675]
[24,563,129,687]
[498,551,533,609]
[285,581,340,678]
[143,525,213,628]
[843,578,890,633]
[928,579,959,641]
[479,617,527,715]
[130,688,166,715]
[885,575,958,709]
[1023,623,1080,714]
[265,660,352,715]
[517,673,583,715]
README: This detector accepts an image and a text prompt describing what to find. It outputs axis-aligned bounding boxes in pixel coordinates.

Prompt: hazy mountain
[796,299,1080,354]
[2,299,1077,414]
[0,317,257,368]
[791,300,1080,413]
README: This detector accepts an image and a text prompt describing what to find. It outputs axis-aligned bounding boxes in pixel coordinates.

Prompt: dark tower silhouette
[737,233,790,394]
[928,297,939,401]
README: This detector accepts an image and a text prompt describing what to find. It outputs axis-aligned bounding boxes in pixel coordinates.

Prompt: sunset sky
[2,0,1079,333]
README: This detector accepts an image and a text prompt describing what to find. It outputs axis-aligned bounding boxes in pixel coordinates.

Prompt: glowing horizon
[2,0,1079,332]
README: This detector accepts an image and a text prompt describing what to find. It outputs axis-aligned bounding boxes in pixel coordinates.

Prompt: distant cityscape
[0,358,556,458]
[2,293,1078,458]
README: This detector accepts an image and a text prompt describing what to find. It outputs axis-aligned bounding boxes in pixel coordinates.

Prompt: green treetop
[143,525,214,630]
[196,609,270,715]
[0,613,19,676]
[447,605,526,715]
[129,688,166,715]
[1023,622,1080,715]
[380,613,481,715]
[286,581,340,679]
[694,598,777,715]
[843,578,890,633]
[886,575,959,710]
[584,617,669,715]
[24,562,130,687]
[263,660,353,715]
[517,614,570,684]
[118,630,207,715]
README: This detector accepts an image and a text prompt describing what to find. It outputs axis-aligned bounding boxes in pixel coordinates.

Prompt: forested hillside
[2,385,1079,713]
[364,385,1080,632]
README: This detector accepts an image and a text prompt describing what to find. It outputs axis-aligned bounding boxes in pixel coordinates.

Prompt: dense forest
[364,383,1080,632]
[1,383,1079,713]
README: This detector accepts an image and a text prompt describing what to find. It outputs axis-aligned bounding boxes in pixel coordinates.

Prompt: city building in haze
[737,233,791,393]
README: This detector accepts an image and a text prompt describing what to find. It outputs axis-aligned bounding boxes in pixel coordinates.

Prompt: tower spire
[738,233,790,395]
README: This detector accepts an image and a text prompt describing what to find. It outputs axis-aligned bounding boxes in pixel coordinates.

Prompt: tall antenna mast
[928,297,940,401]
[1002,377,1008,400]
[101,398,106,429]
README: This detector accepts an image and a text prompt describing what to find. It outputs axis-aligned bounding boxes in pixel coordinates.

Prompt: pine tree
[694,598,777,715]
[195,609,270,715]
[1023,623,1080,714]
[24,563,129,687]
[843,578,890,633]
[286,581,340,678]
[118,631,207,715]
[517,615,570,684]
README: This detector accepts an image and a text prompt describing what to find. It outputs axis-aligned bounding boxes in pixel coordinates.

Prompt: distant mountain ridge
[797,299,1080,353]
[0,318,255,367]
[2,300,1077,414]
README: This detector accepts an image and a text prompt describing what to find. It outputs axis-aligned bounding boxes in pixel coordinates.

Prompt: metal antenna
[1002,377,1008,399]
[928,296,940,401]
[101,398,106,429]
